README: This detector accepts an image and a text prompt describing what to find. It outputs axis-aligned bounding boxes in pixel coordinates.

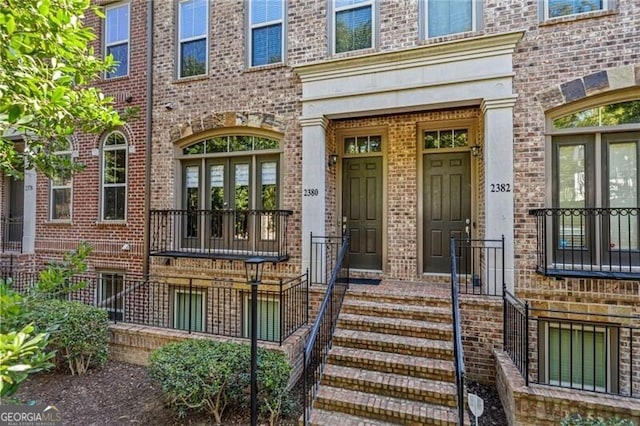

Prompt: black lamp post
[245,257,265,426]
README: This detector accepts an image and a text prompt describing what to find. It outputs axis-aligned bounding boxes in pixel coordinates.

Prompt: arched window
[101,131,128,221]
[50,141,73,221]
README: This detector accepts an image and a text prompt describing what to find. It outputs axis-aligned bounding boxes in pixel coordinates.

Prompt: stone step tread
[339,313,453,333]
[342,299,452,316]
[322,364,457,398]
[334,329,453,351]
[308,408,399,426]
[315,385,459,425]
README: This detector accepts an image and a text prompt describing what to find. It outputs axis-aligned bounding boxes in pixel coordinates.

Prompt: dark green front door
[342,157,383,270]
[424,152,471,273]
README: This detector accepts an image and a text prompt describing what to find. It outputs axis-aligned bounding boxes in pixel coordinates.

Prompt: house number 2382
[303,188,319,196]
[490,183,511,192]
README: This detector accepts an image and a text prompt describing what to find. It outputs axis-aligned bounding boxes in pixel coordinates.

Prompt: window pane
[174,291,204,332]
[230,136,253,152]
[335,0,368,8]
[251,0,282,24]
[345,137,357,154]
[244,297,280,341]
[106,43,128,78]
[549,325,606,391]
[104,187,125,220]
[105,132,126,146]
[424,131,438,149]
[106,5,129,44]
[104,149,127,184]
[183,141,205,155]
[557,144,586,248]
[548,0,603,18]
[335,6,372,53]
[180,0,207,39]
[254,137,279,150]
[99,273,124,320]
[52,188,71,220]
[609,142,638,250]
[252,24,282,66]
[180,39,207,77]
[428,0,473,38]
[206,137,229,153]
[369,136,382,152]
[454,129,469,147]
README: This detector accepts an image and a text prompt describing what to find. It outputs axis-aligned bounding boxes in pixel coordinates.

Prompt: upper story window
[105,3,130,79]
[423,0,480,38]
[101,131,128,221]
[50,143,73,221]
[178,0,208,78]
[543,0,609,19]
[249,0,284,67]
[333,0,374,54]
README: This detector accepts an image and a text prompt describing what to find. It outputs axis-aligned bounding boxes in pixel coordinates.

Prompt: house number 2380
[490,183,511,192]
[304,188,319,196]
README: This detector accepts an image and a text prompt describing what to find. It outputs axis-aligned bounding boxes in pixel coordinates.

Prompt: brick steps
[314,386,459,426]
[338,313,453,340]
[309,288,464,425]
[321,364,457,407]
[327,346,455,382]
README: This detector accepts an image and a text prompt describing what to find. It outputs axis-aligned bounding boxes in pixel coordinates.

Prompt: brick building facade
[2,1,639,423]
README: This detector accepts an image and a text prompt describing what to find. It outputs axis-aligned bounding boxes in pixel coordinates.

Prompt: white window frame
[543,321,615,393]
[541,0,611,20]
[97,272,125,321]
[421,0,481,40]
[101,131,128,222]
[178,0,209,78]
[331,0,376,55]
[243,294,281,341]
[173,288,206,332]
[104,2,130,79]
[248,0,285,67]
[49,143,73,222]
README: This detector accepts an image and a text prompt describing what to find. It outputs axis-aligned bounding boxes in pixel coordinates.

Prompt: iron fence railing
[309,234,344,286]
[149,209,293,262]
[1,216,23,253]
[529,208,640,279]
[4,270,308,345]
[303,235,349,425]
[453,236,504,296]
[449,238,466,425]
[503,291,639,398]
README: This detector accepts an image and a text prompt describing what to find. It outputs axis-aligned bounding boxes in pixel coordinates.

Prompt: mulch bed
[10,361,508,425]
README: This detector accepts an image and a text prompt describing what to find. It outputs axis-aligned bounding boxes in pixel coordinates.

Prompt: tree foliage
[0,0,124,179]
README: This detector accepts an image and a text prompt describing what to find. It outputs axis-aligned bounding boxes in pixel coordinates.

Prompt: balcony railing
[5,271,308,345]
[504,292,639,398]
[150,209,293,262]
[529,208,640,279]
[1,216,23,253]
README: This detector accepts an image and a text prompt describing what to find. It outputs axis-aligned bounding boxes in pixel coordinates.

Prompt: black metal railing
[1,216,23,253]
[449,238,466,425]
[149,209,293,262]
[303,235,349,425]
[4,271,308,345]
[529,208,640,279]
[504,292,639,398]
[309,234,344,286]
[453,236,504,296]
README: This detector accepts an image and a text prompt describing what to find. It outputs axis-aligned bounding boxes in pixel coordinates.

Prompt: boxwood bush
[148,339,292,425]
[562,414,635,426]
[28,299,109,375]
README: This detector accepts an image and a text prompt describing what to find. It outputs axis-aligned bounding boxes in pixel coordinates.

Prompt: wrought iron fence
[303,235,349,425]
[3,270,308,345]
[529,208,640,279]
[453,236,504,296]
[309,234,344,286]
[149,209,293,261]
[503,291,639,398]
[449,238,466,425]
[1,216,23,253]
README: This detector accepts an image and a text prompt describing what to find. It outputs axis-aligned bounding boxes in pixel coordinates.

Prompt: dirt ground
[10,361,508,425]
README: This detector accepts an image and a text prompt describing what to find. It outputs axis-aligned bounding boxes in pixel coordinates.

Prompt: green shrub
[148,339,292,425]
[29,299,109,375]
[561,414,635,426]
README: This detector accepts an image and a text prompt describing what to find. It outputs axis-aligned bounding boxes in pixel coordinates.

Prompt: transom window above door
[423,128,469,149]
[344,135,381,154]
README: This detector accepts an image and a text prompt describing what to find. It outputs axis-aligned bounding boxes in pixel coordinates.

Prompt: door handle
[342,216,347,236]
[465,218,471,238]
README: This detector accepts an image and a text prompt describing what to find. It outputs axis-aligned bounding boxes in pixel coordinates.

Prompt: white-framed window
[542,0,610,20]
[243,294,280,341]
[178,0,208,78]
[332,0,375,54]
[173,288,205,332]
[49,143,73,221]
[101,131,128,221]
[249,0,285,67]
[422,0,481,39]
[541,320,618,393]
[97,272,124,321]
[104,2,130,78]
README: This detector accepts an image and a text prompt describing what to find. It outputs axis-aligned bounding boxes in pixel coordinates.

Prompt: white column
[482,96,517,293]
[22,168,36,253]
[300,117,328,275]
